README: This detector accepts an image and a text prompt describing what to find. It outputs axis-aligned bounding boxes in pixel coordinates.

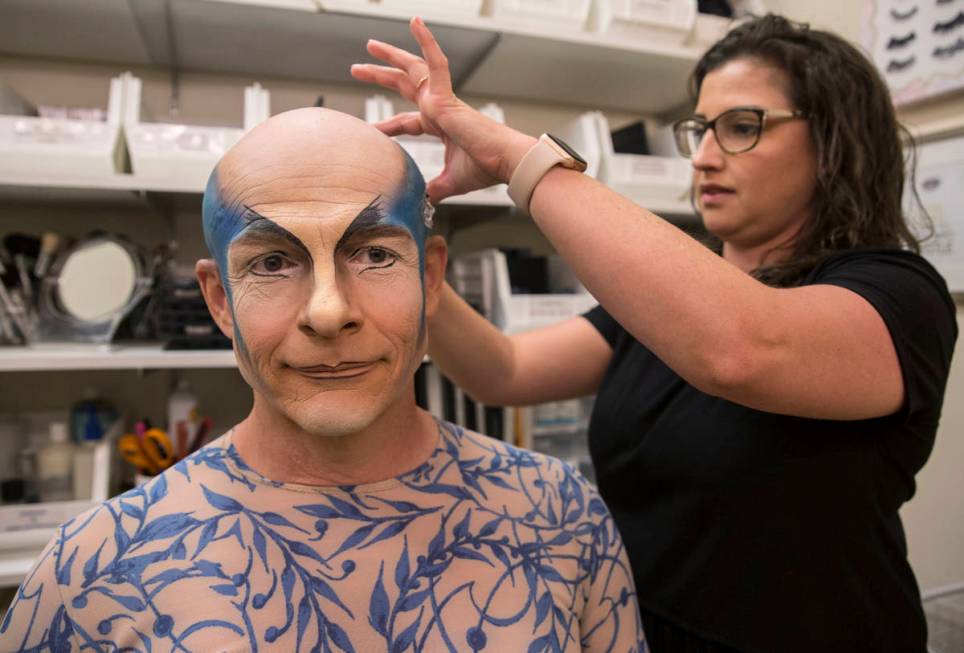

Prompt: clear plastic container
[36,422,75,502]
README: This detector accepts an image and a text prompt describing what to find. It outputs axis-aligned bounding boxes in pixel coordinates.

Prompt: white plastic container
[381,0,483,20]
[36,422,75,502]
[605,152,692,204]
[167,379,199,442]
[0,76,125,179]
[450,249,597,334]
[589,0,697,46]
[123,74,271,189]
[485,0,593,31]
[589,111,692,209]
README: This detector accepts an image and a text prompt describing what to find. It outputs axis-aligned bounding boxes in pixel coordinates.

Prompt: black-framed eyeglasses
[672,107,806,158]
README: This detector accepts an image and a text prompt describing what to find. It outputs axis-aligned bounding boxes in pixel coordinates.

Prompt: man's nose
[299,262,361,339]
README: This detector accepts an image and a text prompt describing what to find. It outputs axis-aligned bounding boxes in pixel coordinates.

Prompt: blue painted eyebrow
[229,212,311,257]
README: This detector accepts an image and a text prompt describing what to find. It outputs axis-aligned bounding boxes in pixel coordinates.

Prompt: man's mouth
[290,361,377,378]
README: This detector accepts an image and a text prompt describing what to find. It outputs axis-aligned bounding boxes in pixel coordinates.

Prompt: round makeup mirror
[58,240,138,322]
[31,235,151,346]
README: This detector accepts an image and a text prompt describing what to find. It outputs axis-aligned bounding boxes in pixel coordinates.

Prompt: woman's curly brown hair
[690,14,929,287]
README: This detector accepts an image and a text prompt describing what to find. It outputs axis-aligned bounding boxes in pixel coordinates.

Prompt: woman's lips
[700,184,734,206]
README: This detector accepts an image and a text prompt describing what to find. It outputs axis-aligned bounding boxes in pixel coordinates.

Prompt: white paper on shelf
[486,0,593,31]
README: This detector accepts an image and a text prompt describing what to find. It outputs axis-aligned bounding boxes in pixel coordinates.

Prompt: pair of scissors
[117,427,175,475]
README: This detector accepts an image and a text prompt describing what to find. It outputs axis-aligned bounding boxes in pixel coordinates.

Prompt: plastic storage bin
[584,111,692,209]
[381,0,482,20]
[123,74,271,189]
[484,0,593,32]
[450,248,597,334]
[0,75,125,179]
[589,0,697,46]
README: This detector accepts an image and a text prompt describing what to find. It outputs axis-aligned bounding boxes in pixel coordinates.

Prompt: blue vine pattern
[1,421,644,652]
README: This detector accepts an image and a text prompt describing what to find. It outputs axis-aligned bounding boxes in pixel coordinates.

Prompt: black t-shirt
[584,249,957,653]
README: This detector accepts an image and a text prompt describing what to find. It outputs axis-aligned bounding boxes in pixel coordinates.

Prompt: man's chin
[285,409,379,440]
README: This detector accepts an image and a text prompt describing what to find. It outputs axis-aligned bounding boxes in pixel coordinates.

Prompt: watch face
[545,133,587,167]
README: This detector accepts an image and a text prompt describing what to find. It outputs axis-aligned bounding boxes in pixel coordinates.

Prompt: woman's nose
[691,128,725,170]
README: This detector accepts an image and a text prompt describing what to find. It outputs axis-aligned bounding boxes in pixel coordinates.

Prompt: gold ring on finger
[415,75,429,91]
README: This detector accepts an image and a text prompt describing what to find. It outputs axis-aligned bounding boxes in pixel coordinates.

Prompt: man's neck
[230,394,439,487]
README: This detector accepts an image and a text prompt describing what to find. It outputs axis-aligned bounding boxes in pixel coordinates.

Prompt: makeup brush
[34,232,60,278]
[3,234,40,302]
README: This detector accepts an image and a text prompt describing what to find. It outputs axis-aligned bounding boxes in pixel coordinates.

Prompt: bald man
[0,109,644,653]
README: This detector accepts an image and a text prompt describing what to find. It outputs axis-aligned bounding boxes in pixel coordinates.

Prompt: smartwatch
[507,133,588,214]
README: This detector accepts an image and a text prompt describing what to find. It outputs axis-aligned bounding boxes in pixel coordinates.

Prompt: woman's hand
[351,17,535,204]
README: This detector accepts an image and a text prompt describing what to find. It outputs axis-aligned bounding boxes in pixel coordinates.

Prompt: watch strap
[508,134,576,214]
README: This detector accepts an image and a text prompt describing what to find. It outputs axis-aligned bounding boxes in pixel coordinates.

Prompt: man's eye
[250,253,293,276]
[353,246,398,270]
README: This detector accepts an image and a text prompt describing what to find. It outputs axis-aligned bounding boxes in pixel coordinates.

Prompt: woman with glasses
[352,13,955,653]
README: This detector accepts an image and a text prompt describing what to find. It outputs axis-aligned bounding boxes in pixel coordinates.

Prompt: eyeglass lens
[675,110,763,157]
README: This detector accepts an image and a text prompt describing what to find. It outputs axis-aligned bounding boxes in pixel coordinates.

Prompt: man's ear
[196,259,234,340]
[422,235,448,319]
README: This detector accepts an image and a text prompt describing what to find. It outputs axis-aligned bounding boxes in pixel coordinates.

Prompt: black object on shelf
[155,276,231,350]
[611,120,650,155]
[698,0,732,18]
[502,248,549,294]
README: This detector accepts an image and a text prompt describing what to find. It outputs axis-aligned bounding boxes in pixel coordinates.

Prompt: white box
[0,76,125,179]
[451,248,597,334]
[606,152,692,204]
[125,123,244,187]
[591,112,692,207]
[381,0,483,20]
[123,75,270,189]
[485,0,593,31]
[589,0,697,45]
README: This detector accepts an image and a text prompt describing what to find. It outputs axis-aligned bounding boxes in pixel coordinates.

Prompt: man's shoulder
[56,437,248,553]
[437,421,610,519]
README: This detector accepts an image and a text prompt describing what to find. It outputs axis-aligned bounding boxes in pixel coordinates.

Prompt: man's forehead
[216,159,405,215]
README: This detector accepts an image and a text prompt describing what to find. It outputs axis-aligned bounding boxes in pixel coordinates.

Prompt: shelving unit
[0,0,721,590]
[0,0,729,113]
[0,346,236,372]
[0,170,515,207]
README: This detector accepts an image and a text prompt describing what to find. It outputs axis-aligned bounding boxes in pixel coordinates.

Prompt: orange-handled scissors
[117,428,175,475]
[117,434,160,475]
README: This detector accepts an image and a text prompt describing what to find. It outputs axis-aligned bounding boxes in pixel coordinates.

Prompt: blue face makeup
[201,142,433,365]
[387,149,430,277]
[201,144,430,290]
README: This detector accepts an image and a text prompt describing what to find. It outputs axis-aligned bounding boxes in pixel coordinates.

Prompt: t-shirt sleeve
[582,305,623,348]
[0,531,81,652]
[575,475,647,652]
[814,251,958,423]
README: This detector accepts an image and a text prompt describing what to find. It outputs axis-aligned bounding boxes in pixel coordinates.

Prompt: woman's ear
[196,259,234,339]
[422,235,449,319]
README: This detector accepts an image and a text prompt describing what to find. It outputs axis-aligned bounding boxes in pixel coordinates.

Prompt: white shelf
[0,346,236,372]
[0,549,45,587]
[0,0,730,114]
[0,169,517,207]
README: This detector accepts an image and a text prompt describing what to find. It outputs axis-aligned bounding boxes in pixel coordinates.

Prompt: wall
[0,0,961,599]
[769,0,964,593]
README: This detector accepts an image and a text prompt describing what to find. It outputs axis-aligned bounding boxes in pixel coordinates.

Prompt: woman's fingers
[375,112,434,138]
[409,17,453,93]
[350,64,416,100]
[365,38,425,77]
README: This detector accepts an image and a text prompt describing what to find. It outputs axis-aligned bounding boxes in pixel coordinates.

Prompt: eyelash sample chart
[863,0,964,104]
[907,134,964,291]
